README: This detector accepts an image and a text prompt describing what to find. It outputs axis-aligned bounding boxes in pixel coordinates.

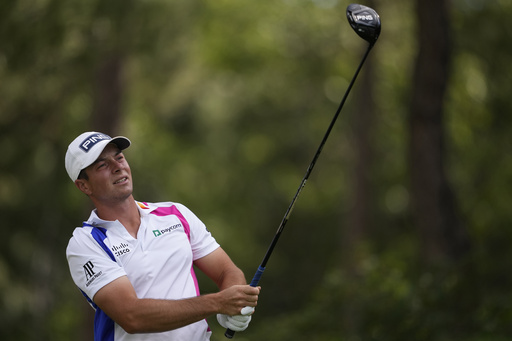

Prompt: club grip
[249,266,265,287]
[224,266,266,338]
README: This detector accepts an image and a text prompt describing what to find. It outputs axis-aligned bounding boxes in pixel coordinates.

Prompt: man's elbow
[117,309,145,334]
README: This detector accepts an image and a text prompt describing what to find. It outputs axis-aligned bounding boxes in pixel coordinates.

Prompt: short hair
[77,169,89,180]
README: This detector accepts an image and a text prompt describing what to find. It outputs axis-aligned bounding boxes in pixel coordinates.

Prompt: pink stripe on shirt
[149,205,200,296]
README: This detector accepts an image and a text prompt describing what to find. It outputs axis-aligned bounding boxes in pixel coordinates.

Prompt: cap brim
[111,136,131,151]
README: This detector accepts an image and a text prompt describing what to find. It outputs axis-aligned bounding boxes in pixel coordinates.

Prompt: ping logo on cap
[80,133,112,152]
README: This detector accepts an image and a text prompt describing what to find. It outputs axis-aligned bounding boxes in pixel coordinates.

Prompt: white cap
[65,132,131,181]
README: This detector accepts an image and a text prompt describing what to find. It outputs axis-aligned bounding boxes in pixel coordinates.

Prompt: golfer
[65,131,260,340]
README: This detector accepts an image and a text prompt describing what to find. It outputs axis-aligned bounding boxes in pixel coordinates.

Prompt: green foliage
[1,0,511,340]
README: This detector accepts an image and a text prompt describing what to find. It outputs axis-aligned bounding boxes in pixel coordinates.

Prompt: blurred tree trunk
[343,50,376,266]
[341,0,377,332]
[91,52,125,134]
[409,0,470,264]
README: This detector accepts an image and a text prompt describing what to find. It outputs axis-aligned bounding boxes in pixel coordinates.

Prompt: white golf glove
[217,306,255,332]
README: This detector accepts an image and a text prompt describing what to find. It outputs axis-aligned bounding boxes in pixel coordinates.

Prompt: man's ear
[75,179,92,195]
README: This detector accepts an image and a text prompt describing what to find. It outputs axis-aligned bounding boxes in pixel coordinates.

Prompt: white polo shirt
[66,201,220,341]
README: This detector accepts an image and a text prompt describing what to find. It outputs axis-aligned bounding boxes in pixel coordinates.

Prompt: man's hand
[216,285,260,316]
[217,306,255,332]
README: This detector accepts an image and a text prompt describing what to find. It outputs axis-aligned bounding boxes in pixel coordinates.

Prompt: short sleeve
[66,228,127,301]
[174,204,220,260]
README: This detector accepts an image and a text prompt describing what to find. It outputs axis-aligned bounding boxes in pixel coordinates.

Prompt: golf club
[225,4,381,338]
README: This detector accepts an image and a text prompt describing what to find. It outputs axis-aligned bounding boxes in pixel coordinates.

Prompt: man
[65,131,260,340]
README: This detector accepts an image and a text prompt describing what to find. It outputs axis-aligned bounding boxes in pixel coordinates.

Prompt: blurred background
[1,0,511,340]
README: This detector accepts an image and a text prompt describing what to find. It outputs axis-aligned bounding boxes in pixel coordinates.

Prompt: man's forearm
[122,293,221,334]
[193,248,248,290]
[217,266,247,290]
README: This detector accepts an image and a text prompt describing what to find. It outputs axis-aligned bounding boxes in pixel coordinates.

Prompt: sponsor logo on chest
[153,223,182,237]
[111,242,131,257]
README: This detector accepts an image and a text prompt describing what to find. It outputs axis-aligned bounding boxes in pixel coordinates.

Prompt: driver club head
[346,4,381,46]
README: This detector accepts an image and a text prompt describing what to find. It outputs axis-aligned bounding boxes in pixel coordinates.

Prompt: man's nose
[111,159,123,172]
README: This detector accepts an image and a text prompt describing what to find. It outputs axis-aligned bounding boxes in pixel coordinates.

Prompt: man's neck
[94,196,141,238]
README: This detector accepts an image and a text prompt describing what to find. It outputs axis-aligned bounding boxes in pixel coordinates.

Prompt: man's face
[76,143,133,204]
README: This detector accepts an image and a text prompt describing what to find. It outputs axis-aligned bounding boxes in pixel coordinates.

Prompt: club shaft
[225,44,374,339]
[263,43,373,268]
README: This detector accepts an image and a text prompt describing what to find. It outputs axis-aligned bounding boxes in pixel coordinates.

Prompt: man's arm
[93,275,259,334]
[193,247,248,290]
